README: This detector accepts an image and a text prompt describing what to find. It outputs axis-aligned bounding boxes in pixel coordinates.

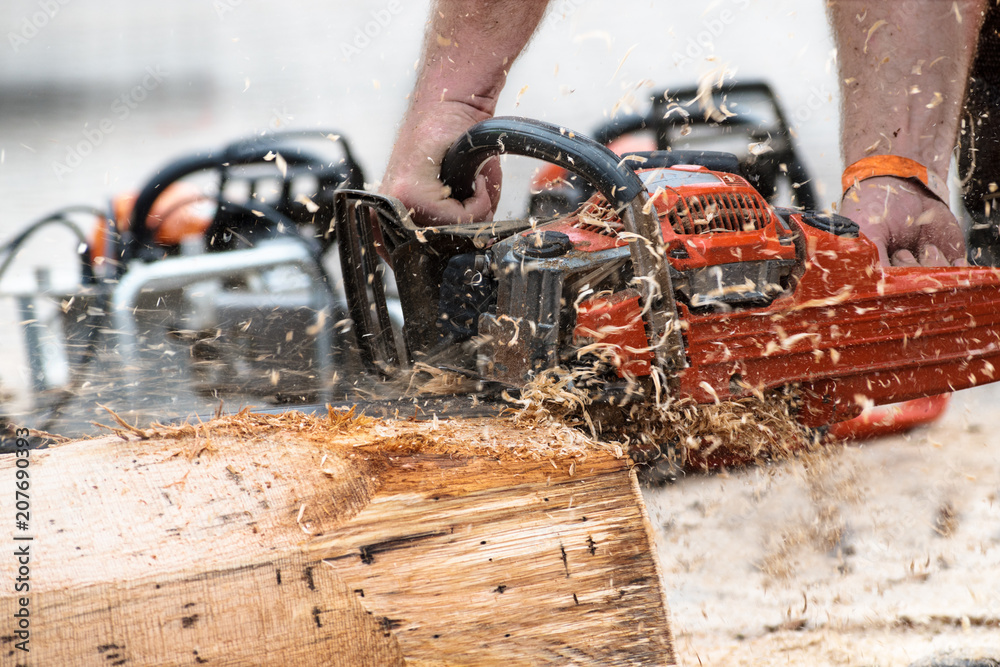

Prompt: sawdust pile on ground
[756,446,865,580]
[647,383,1000,666]
[506,367,813,471]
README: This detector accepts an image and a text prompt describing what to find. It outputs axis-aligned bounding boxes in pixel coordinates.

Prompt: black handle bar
[125,132,358,261]
[440,116,645,209]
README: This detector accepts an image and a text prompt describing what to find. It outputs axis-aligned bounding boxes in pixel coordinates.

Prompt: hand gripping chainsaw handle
[440,116,645,208]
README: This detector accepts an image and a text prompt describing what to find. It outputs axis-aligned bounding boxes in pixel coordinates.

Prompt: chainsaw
[1,130,365,435]
[335,116,1000,446]
[7,108,999,463]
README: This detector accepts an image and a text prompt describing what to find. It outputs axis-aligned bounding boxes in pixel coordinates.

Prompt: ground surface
[644,383,1000,666]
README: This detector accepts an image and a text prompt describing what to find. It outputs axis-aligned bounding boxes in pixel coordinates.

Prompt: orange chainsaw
[335,117,1000,448]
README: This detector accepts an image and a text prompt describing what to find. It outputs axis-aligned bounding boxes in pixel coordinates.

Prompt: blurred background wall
[0,0,841,291]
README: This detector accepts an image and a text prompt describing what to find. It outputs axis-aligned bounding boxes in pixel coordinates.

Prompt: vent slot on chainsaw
[570,202,625,237]
[668,191,772,234]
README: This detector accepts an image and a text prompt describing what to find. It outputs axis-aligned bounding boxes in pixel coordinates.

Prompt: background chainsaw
[1,130,365,437]
[336,116,1000,440]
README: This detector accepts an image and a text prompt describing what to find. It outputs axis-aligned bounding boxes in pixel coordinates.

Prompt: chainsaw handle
[440,117,645,209]
[125,132,360,262]
[443,116,687,381]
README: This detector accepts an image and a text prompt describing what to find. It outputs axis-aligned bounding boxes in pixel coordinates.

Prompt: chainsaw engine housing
[335,115,1000,435]
[476,160,802,386]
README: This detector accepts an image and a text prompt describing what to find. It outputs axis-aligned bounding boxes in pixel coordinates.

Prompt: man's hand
[829,0,984,267]
[840,178,967,267]
[379,0,550,226]
[382,100,501,225]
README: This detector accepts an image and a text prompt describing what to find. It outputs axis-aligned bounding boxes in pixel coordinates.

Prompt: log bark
[1,411,674,665]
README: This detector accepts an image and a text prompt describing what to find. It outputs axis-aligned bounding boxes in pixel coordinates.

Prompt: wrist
[408,90,497,122]
[386,99,492,184]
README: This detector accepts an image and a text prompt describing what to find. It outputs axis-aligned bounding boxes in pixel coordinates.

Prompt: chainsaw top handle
[123,131,361,263]
[440,116,646,209]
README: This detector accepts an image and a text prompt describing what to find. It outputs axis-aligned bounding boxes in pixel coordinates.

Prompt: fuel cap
[514,230,573,259]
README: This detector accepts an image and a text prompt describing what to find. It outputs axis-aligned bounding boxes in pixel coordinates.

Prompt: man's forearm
[411,0,551,116]
[382,0,550,224]
[829,0,985,266]
[830,0,986,177]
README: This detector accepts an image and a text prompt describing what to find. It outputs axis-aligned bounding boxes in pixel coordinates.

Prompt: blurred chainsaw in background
[1,130,366,435]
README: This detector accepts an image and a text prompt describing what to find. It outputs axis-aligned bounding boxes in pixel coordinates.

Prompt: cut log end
[3,410,674,665]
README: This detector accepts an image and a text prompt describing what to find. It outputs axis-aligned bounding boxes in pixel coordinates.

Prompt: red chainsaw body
[540,165,1000,427]
[680,227,1000,426]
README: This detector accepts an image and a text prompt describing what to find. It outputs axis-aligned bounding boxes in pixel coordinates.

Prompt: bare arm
[382,0,550,225]
[830,0,986,266]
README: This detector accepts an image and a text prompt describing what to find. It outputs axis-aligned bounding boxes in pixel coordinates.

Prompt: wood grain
[0,414,673,665]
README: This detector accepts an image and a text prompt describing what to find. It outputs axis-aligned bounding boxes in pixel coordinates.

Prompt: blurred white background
[0,0,841,231]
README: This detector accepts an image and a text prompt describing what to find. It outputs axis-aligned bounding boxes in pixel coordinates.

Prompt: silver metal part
[112,238,332,403]
[620,194,687,384]
[681,259,794,308]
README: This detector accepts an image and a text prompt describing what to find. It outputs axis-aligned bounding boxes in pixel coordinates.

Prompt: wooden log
[1,411,674,665]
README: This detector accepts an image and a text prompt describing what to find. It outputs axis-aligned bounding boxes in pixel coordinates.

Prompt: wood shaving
[864,19,887,54]
[505,363,812,474]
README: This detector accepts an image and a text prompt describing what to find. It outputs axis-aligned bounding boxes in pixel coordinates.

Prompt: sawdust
[575,199,624,234]
[505,366,813,473]
[623,394,813,470]
[933,500,960,537]
[95,402,623,465]
[756,446,865,581]
[405,362,482,396]
[94,404,377,443]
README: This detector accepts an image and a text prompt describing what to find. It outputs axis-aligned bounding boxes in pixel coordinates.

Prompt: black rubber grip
[440,116,645,208]
[127,132,357,260]
[127,152,222,259]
